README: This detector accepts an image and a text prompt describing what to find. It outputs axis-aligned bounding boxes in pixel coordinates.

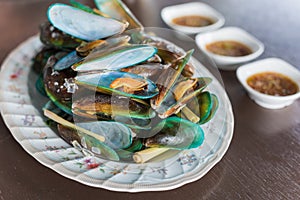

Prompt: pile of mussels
[33,0,219,163]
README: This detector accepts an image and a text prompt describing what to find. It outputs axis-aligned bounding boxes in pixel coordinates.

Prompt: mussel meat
[76,35,131,57]
[75,71,159,99]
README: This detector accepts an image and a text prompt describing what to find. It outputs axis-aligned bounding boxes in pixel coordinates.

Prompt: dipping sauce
[172,15,214,27]
[247,72,299,96]
[206,40,252,57]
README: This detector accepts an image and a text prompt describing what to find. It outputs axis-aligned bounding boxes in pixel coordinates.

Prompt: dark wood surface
[0,0,299,199]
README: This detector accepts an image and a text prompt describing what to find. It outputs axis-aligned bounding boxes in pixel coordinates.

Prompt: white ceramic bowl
[161,2,225,34]
[196,27,264,68]
[236,58,300,109]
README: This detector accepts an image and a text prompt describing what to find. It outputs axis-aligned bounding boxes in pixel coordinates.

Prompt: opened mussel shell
[47,3,128,41]
[45,88,73,115]
[120,63,167,81]
[185,92,218,125]
[76,35,131,57]
[116,139,143,161]
[57,124,120,161]
[145,117,204,150]
[94,0,143,30]
[72,44,157,72]
[75,71,159,99]
[158,77,213,119]
[197,91,213,123]
[151,50,193,109]
[156,47,194,77]
[199,93,219,124]
[76,121,132,149]
[72,92,155,120]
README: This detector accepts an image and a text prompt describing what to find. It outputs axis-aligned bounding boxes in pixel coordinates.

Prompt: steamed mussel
[40,21,82,50]
[34,0,219,163]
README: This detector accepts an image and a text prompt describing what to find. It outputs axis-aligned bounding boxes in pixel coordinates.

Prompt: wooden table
[0,0,299,199]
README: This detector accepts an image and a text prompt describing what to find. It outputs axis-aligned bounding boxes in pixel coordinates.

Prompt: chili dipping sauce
[206,40,252,57]
[247,72,299,96]
[172,15,214,27]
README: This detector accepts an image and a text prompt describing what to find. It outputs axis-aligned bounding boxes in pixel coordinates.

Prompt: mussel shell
[70,0,97,14]
[57,124,119,161]
[158,77,213,119]
[94,0,143,30]
[72,45,157,72]
[53,51,83,71]
[76,121,132,149]
[198,91,213,123]
[151,50,193,109]
[43,56,77,102]
[116,139,143,161]
[157,49,194,78]
[129,30,155,44]
[76,39,105,57]
[157,49,178,64]
[39,21,82,49]
[35,74,47,97]
[32,47,62,74]
[72,92,156,120]
[198,93,218,124]
[120,63,166,82]
[75,71,159,99]
[183,91,214,124]
[76,35,131,57]
[113,116,152,130]
[43,101,70,117]
[45,88,73,115]
[48,3,128,41]
[145,117,204,150]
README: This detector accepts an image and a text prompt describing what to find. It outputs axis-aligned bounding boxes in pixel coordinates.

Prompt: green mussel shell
[145,117,204,150]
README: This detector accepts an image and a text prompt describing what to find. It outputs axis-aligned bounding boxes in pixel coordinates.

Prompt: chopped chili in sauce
[206,40,252,57]
[247,72,299,96]
[172,15,214,27]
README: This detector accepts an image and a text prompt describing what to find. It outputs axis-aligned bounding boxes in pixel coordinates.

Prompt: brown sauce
[206,40,252,57]
[247,72,299,96]
[172,15,214,27]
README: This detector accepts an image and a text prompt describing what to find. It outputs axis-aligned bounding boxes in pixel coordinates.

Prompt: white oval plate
[0,36,234,192]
